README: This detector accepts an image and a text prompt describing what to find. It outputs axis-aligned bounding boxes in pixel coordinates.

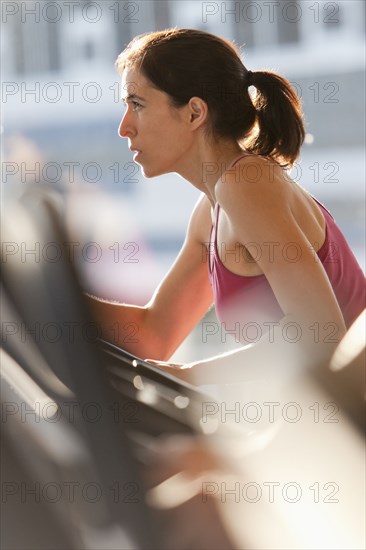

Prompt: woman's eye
[122,100,143,112]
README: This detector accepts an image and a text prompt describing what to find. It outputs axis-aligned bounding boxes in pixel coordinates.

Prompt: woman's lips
[130,148,142,159]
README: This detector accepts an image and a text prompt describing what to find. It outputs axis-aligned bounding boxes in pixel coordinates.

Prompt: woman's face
[119,68,193,178]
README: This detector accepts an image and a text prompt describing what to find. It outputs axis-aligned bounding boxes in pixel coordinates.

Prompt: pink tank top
[208,155,366,341]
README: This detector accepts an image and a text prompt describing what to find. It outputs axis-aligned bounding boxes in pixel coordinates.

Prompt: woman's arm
[85,194,214,360]
[218,156,347,344]
[152,157,347,382]
[152,313,330,385]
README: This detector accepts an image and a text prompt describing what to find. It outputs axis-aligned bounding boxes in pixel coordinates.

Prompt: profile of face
[119,68,203,178]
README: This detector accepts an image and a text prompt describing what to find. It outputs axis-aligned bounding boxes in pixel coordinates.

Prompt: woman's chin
[141,168,156,178]
[141,166,166,179]
[133,160,153,178]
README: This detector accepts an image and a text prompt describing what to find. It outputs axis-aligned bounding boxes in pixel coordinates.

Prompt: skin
[87,67,347,385]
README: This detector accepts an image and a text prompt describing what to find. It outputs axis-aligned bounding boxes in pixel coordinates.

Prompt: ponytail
[244,71,305,167]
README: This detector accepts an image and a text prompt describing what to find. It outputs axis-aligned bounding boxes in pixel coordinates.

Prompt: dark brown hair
[116,28,305,167]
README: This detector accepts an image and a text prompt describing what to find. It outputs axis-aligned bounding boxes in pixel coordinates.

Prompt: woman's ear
[188,97,208,125]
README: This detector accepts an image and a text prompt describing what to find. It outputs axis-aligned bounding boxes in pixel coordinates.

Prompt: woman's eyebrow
[121,93,146,103]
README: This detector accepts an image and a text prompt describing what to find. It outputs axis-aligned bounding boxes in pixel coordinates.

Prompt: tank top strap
[310,194,335,220]
[229,152,252,169]
[213,152,251,232]
[214,203,221,244]
[211,152,254,265]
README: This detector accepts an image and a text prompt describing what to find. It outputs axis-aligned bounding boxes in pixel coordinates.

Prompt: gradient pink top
[208,155,366,341]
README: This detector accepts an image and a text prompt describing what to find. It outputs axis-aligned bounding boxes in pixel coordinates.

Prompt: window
[277,1,300,44]
[323,2,342,30]
[14,18,60,75]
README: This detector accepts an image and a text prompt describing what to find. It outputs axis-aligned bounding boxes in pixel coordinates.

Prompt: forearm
[185,315,342,386]
[84,294,154,357]
[188,339,296,387]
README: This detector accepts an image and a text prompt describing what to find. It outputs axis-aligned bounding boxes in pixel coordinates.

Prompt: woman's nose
[118,111,134,138]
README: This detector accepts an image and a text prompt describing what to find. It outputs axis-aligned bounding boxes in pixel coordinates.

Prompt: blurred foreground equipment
[1,185,365,550]
[0,186,235,549]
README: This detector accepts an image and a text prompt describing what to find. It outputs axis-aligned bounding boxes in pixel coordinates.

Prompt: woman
[87,28,365,384]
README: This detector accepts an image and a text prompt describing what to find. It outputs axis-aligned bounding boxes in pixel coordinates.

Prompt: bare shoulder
[216,154,288,212]
[186,192,212,245]
[216,154,326,249]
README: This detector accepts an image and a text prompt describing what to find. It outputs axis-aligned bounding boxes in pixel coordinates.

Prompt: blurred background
[1,4,365,549]
[2,0,365,362]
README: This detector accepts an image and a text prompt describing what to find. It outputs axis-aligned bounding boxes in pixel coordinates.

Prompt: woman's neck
[175,141,246,202]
